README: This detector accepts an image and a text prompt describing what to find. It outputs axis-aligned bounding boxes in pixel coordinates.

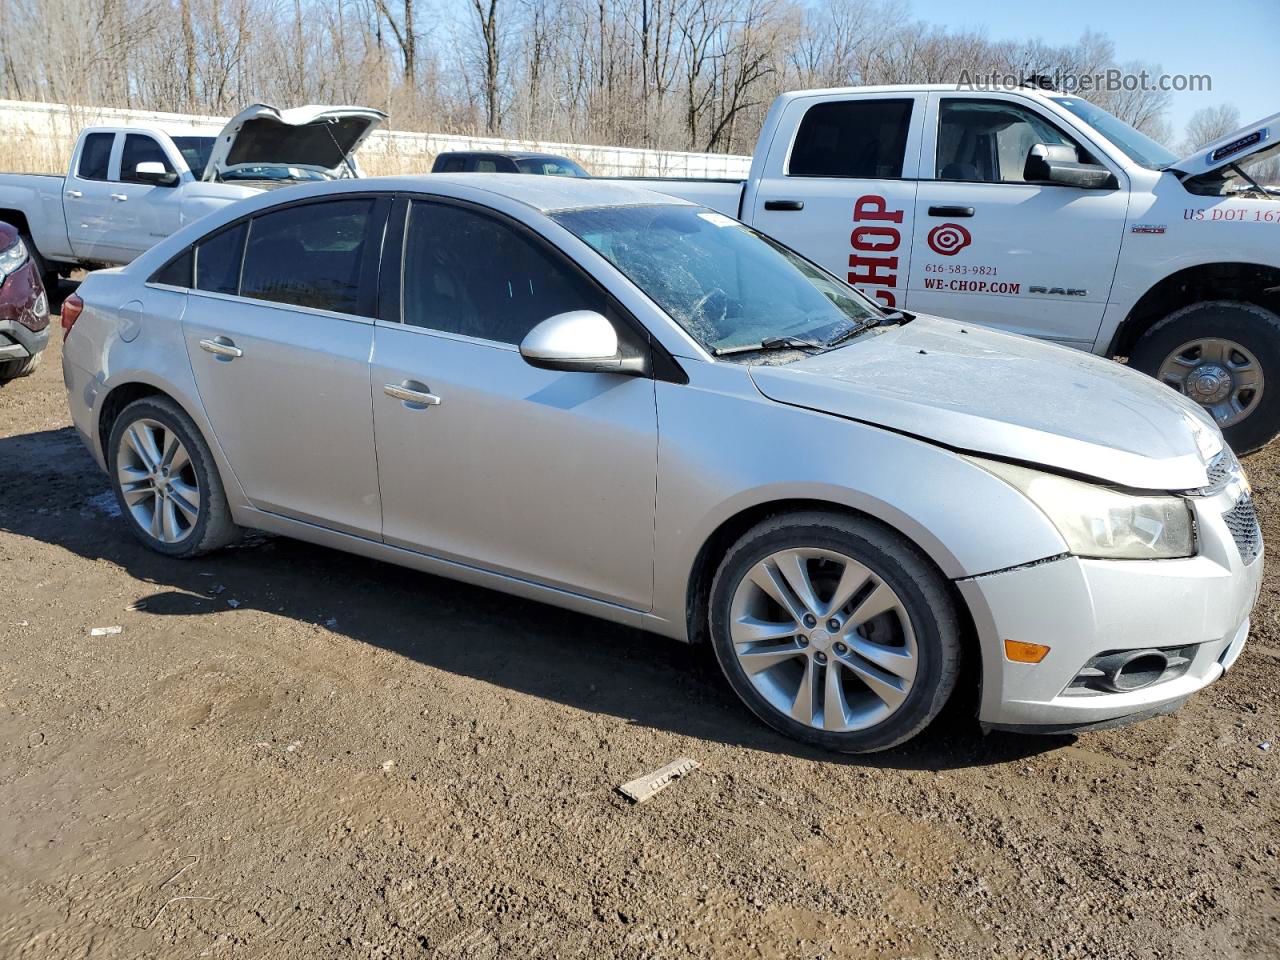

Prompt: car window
[788,99,913,179]
[77,133,114,181]
[195,223,247,295]
[401,200,607,344]
[240,199,380,316]
[937,99,1086,184]
[120,135,175,183]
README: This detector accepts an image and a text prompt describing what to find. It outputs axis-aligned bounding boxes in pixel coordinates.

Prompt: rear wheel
[1130,300,1280,453]
[708,512,961,754]
[107,396,240,557]
[19,233,60,305]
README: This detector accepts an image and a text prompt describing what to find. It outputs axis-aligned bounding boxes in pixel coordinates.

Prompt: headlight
[969,456,1195,560]
[0,237,28,281]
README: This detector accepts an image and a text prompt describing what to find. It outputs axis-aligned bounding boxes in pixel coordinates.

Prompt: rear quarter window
[77,133,114,181]
[788,99,914,179]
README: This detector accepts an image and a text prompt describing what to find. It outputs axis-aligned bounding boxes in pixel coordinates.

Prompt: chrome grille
[1223,494,1262,565]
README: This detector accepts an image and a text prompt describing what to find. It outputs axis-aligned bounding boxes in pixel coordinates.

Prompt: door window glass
[401,200,607,344]
[195,223,247,295]
[937,100,1086,183]
[240,199,380,315]
[77,133,114,181]
[120,135,175,183]
[788,99,914,178]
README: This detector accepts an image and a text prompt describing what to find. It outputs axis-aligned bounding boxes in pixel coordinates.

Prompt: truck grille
[1223,494,1261,565]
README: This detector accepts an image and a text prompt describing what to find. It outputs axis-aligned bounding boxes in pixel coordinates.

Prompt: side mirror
[1024,143,1118,190]
[519,310,646,375]
[134,161,179,187]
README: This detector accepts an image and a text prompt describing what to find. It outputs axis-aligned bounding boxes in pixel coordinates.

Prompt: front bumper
[0,261,50,365]
[959,485,1262,731]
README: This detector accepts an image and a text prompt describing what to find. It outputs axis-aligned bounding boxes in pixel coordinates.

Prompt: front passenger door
[371,198,658,609]
[115,134,184,259]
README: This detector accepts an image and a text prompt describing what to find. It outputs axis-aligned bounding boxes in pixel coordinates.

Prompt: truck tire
[1130,300,1280,454]
[708,510,961,754]
[0,351,40,384]
[20,233,61,307]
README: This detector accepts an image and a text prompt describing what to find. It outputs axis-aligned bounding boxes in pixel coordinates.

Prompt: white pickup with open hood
[1170,112,1279,178]
[201,103,387,182]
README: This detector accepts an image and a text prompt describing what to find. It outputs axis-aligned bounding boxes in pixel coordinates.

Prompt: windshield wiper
[712,336,823,356]
[823,311,905,349]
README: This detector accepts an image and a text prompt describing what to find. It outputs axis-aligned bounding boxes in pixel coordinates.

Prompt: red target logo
[927,223,972,256]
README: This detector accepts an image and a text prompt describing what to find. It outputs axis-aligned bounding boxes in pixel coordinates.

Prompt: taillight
[60,293,84,336]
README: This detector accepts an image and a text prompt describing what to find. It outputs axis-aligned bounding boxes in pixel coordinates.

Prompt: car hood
[1169,111,1279,178]
[202,103,386,182]
[748,316,1222,490]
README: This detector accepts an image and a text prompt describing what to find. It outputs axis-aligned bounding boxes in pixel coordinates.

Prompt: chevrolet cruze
[61,176,1263,753]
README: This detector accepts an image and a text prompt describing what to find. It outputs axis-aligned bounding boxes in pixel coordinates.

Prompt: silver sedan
[61,175,1262,752]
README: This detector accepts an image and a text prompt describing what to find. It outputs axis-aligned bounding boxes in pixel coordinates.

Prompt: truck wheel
[0,351,40,384]
[20,233,60,306]
[708,511,961,754]
[1130,301,1280,454]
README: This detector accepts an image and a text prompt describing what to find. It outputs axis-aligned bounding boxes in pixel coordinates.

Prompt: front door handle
[199,336,243,359]
[384,381,442,408]
[65,189,83,199]
[928,205,975,218]
[110,193,128,202]
[764,199,804,211]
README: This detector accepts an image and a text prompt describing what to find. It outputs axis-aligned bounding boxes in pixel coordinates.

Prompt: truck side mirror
[1024,143,1118,190]
[134,161,179,187]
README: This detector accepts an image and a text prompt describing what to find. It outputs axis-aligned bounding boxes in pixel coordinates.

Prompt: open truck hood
[202,103,386,182]
[748,316,1222,491]
[1169,112,1279,178]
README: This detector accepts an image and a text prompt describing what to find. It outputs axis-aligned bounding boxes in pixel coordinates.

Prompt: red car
[0,220,49,385]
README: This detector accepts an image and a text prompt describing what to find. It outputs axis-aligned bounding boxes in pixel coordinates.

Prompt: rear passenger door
[181,196,389,538]
[66,131,120,262]
[744,94,925,310]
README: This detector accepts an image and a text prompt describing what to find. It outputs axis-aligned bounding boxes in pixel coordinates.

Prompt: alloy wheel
[727,548,917,732]
[116,418,202,544]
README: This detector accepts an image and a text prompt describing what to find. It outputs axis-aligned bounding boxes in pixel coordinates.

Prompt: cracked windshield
[553,204,884,355]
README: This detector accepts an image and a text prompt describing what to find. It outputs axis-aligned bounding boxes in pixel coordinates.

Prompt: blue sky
[906,0,1278,140]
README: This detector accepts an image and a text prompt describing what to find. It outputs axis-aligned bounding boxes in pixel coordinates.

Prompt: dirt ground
[1,332,1278,960]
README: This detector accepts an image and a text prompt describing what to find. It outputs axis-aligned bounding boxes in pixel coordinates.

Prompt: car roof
[371,173,690,213]
[439,151,574,161]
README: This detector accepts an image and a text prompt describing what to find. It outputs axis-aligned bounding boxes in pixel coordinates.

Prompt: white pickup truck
[0,103,384,290]
[633,85,1280,451]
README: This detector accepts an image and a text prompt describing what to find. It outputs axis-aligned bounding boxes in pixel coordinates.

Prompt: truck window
[937,100,1085,184]
[77,133,114,181]
[788,99,913,179]
[437,155,466,173]
[172,136,215,179]
[120,135,175,183]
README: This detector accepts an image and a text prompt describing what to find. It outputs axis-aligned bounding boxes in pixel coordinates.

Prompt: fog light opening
[1108,651,1169,692]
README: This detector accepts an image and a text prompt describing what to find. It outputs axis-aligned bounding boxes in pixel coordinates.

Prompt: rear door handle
[110,193,128,202]
[65,189,82,199]
[384,381,442,408]
[764,199,804,211]
[199,336,243,359]
[928,205,974,218]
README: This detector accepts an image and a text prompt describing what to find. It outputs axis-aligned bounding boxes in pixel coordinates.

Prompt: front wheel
[708,512,961,754]
[107,396,240,557]
[1130,301,1280,454]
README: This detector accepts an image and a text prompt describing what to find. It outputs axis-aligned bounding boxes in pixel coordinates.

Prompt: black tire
[0,350,40,383]
[19,233,59,305]
[708,511,961,754]
[1130,300,1280,454]
[107,396,240,557]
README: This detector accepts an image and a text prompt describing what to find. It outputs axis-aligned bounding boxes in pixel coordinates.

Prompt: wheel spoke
[823,559,873,618]
[823,662,848,731]
[842,635,916,683]
[1233,365,1262,392]
[121,481,154,507]
[846,581,900,630]
[790,657,819,725]
[840,654,908,711]
[773,550,822,616]
[747,560,807,621]
[148,496,164,539]
[161,498,182,542]
[160,429,181,469]
[738,642,806,675]
[170,486,200,523]
[730,615,799,646]
[127,424,160,472]
[1197,340,1225,365]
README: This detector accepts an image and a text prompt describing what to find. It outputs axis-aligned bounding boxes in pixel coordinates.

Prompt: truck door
[905,93,1129,346]
[743,93,925,310]
[109,134,186,261]
[65,131,120,263]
